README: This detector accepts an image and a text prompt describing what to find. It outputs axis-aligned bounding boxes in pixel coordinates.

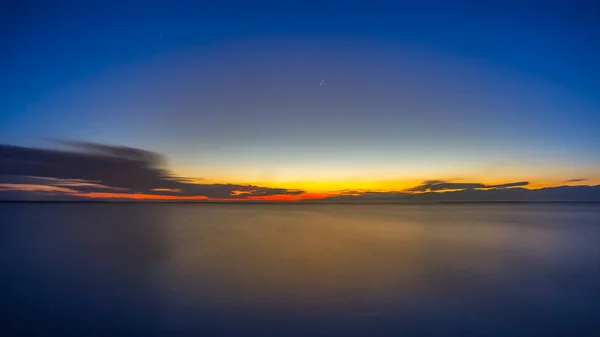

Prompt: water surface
[2,204,599,336]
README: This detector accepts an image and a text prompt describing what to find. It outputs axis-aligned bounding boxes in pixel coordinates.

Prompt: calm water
[1,203,600,336]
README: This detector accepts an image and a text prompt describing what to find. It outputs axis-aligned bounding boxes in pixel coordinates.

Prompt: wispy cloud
[565,178,587,183]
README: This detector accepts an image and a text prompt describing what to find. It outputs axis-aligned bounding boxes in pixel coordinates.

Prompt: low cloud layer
[405,180,530,192]
[324,185,600,203]
[0,141,304,199]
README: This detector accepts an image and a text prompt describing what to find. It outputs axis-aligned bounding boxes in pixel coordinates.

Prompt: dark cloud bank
[1,141,599,202]
[0,141,302,200]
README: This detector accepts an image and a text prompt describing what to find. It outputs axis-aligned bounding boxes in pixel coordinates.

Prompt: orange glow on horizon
[246,192,332,201]
[3,179,598,201]
[197,178,594,194]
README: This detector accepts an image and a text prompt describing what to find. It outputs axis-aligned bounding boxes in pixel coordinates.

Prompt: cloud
[322,180,600,203]
[0,141,304,199]
[53,140,168,167]
[322,185,600,203]
[405,180,529,192]
[565,178,587,183]
[404,180,444,192]
[429,182,486,191]
[0,183,76,194]
[486,181,530,189]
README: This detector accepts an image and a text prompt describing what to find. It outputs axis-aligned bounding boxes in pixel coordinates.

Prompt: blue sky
[1,0,599,191]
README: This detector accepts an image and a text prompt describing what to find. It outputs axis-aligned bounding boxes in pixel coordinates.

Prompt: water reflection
[2,204,599,336]
[1,204,168,334]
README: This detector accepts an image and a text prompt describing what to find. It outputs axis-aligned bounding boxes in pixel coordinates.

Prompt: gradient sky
[1,0,599,196]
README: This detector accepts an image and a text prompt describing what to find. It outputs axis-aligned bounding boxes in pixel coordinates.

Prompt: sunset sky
[1,1,599,200]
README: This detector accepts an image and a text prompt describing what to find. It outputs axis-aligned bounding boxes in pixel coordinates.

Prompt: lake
[1,203,599,336]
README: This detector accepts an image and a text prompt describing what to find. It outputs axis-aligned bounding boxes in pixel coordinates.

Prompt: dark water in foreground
[1,204,600,336]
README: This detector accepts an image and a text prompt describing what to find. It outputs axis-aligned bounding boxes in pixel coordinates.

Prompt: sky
[1,0,599,200]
